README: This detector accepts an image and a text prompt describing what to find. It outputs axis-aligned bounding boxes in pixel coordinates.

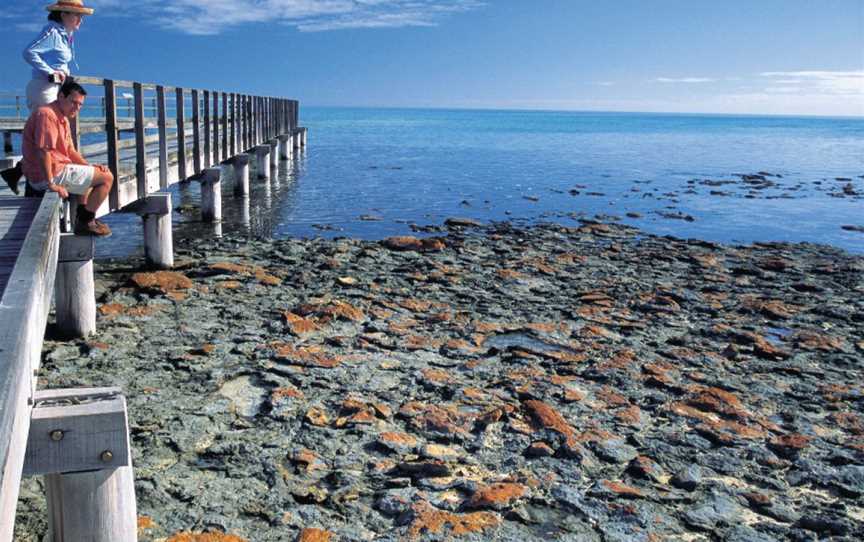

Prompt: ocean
[98,107,864,258]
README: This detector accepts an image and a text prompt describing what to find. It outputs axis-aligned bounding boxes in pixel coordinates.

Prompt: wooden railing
[1,75,301,214]
[0,75,304,541]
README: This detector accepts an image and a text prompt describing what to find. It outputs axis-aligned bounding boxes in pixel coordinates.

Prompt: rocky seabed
[14,220,864,541]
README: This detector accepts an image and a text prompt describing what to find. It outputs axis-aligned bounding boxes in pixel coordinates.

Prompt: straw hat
[45,0,95,15]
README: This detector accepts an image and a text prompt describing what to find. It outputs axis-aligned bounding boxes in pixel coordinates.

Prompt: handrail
[0,72,303,540]
[0,194,62,541]
[1,74,300,214]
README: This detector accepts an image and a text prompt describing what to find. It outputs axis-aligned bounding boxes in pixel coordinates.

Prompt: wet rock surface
[14,220,864,541]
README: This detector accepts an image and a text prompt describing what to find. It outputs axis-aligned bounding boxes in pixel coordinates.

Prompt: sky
[1,0,862,116]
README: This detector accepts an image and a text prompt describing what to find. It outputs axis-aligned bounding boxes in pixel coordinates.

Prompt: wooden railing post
[175,87,187,181]
[212,91,219,165]
[203,90,211,169]
[191,89,201,175]
[103,80,120,210]
[133,82,147,200]
[230,93,237,157]
[156,85,168,190]
[222,92,228,162]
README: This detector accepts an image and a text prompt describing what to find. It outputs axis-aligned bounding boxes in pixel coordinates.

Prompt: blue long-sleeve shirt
[22,22,75,80]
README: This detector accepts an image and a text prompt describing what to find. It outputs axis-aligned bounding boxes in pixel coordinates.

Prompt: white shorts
[26,77,60,111]
[29,164,95,194]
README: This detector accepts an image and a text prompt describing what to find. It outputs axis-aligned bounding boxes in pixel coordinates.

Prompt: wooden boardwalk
[0,193,41,298]
[0,74,306,541]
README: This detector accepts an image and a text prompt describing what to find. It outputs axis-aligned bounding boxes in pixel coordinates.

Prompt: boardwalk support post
[268,139,278,169]
[232,154,251,196]
[277,134,291,160]
[254,145,271,180]
[199,167,222,222]
[55,234,96,338]
[23,387,137,542]
[135,194,174,269]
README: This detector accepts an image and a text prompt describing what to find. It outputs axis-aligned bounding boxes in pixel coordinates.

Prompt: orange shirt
[21,103,75,183]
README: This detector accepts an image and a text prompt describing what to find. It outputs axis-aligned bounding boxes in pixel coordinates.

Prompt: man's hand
[49,184,69,199]
[52,71,67,84]
[94,164,109,173]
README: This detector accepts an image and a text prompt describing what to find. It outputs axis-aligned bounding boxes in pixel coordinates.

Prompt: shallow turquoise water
[100,108,864,257]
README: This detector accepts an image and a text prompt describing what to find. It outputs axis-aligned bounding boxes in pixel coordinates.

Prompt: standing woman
[22,0,94,111]
[5,0,94,193]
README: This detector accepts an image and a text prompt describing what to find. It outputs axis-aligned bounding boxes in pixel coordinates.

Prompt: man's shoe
[1,163,23,195]
[74,219,112,237]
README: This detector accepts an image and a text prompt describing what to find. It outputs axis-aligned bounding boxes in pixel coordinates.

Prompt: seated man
[21,79,113,236]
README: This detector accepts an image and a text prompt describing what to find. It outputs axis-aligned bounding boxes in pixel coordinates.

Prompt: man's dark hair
[48,11,64,23]
[59,79,87,98]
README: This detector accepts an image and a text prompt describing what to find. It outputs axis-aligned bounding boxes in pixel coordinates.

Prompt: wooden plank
[175,87,187,181]
[156,85,168,190]
[203,90,211,169]
[104,80,120,210]
[0,195,61,542]
[191,89,201,175]
[133,82,147,200]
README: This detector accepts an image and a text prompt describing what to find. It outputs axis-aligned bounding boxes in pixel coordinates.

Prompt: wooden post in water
[136,194,173,269]
[199,167,222,222]
[268,139,278,169]
[277,134,291,160]
[254,145,270,181]
[232,154,251,196]
[54,234,96,338]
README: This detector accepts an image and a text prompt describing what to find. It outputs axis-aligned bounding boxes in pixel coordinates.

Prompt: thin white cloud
[760,70,864,95]
[593,81,615,87]
[85,0,484,35]
[653,77,716,84]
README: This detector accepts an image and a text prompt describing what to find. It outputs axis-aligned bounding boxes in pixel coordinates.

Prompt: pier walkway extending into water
[0,75,307,541]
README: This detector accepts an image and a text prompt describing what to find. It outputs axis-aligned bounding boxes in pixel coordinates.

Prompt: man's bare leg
[84,167,113,213]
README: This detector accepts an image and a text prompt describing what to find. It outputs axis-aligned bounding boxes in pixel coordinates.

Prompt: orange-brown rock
[831,412,864,435]
[382,236,445,252]
[793,331,845,352]
[138,516,156,530]
[273,344,341,368]
[601,480,644,498]
[466,483,527,510]
[296,528,333,542]
[768,434,811,458]
[377,431,419,453]
[523,400,575,439]
[305,407,330,427]
[131,271,193,294]
[282,312,320,335]
[271,387,304,403]
[406,502,500,538]
[166,533,247,542]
